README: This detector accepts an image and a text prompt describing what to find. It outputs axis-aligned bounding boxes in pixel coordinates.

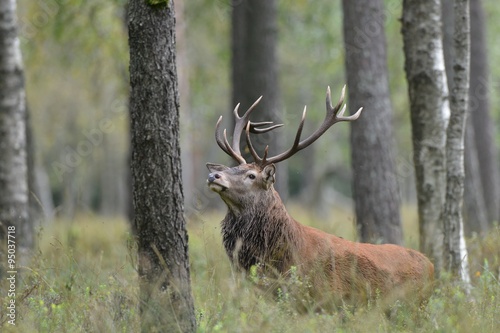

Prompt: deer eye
[248,174,256,180]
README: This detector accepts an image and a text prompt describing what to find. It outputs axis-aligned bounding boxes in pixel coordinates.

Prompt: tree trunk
[469,0,500,225]
[128,1,196,332]
[442,0,471,284]
[402,0,449,275]
[442,0,488,235]
[26,104,41,241]
[0,0,30,275]
[100,135,117,215]
[231,0,288,199]
[463,122,488,235]
[342,0,402,245]
[176,0,195,209]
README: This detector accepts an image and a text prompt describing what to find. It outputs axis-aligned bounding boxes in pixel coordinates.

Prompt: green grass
[1,207,500,332]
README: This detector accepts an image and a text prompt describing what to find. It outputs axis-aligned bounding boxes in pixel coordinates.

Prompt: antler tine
[227,96,264,160]
[215,96,279,165]
[223,129,246,164]
[249,121,284,133]
[245,122,263,164]
[328,85,363,121]
[215,114,247,164]
[246,118,284,166]
[259,85,363,167]
[215,116,230,154]
[291,107,307,150]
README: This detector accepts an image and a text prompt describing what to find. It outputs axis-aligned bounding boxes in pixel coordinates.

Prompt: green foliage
[3,211,500,332]
[147,0,170,6]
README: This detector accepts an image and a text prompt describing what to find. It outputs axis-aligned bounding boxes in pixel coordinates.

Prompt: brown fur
[207,162,434,308]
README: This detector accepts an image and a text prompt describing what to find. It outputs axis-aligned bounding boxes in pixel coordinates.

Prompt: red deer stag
[207,86,434,309]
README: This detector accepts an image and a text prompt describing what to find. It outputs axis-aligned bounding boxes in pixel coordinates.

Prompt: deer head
[207,86,363,210]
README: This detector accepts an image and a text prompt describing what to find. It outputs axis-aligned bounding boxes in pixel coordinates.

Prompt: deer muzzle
[207,172,227,192]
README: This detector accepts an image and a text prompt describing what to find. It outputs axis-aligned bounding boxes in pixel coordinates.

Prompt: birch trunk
[0,0,30,274]
[402,0,449,275]
[442,0,488,235]
[442,0,471,284]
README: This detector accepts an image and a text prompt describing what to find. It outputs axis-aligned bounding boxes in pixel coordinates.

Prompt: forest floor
[1,205,499,332]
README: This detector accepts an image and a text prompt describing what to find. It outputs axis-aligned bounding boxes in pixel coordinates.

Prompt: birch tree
[403,0,471,281]
[443,0,489,235]
[0,0,30,274]
[402,0,449,274]
[442,0,471,284]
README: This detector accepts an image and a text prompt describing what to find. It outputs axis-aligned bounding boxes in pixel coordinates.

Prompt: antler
[246,85,363,167]
[215,96,283,164]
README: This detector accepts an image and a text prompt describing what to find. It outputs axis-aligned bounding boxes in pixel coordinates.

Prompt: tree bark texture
[231,0,288,198]
[463,121,489,235]
[402,0,448,275]
[25,104,40,243]
[469,0,500,225]
[442,0,488,235]
[342,0,402,245]
[442,0,471,284]
[128,1,196,332]
[0,0,30,275]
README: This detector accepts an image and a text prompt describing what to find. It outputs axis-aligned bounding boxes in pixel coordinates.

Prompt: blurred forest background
[19,0,500,226]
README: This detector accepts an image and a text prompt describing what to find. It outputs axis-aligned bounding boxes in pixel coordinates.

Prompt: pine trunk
[128,1,196,331]
[342,0,402,245]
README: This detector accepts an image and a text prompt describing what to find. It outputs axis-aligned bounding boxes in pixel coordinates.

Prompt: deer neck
[221,188,297,271]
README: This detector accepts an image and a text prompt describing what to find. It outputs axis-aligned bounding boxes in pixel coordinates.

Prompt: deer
[206,86,434,310]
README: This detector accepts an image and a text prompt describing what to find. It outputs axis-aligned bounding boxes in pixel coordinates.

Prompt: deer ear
[262,164,276,188]
[206,163,229,173]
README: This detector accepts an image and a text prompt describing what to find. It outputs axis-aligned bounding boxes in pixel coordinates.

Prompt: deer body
[207,86,434,307]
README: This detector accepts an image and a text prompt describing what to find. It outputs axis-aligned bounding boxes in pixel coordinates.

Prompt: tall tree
[442,0,488,235]
[463,122,489,234]
[231,0,287,197]
[342,0,402,244]
[128,1,196,332]
[469,0,500,225]
[0,0,30,273]
[402,0,449,274]
[442,0,471,283]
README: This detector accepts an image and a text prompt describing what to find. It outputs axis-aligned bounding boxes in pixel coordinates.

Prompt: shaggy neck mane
[221,188,300,272]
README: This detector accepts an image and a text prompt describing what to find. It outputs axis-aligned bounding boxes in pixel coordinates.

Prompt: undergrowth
[1,208,499,332]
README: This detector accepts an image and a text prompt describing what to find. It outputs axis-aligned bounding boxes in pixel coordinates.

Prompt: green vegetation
[2,208,499,332]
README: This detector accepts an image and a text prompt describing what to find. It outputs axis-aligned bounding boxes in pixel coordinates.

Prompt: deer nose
[208,173,221,183]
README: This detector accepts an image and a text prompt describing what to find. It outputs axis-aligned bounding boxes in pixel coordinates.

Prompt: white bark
[0,0,30,264]
[443,0,471,285]
[402,0,449,275]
